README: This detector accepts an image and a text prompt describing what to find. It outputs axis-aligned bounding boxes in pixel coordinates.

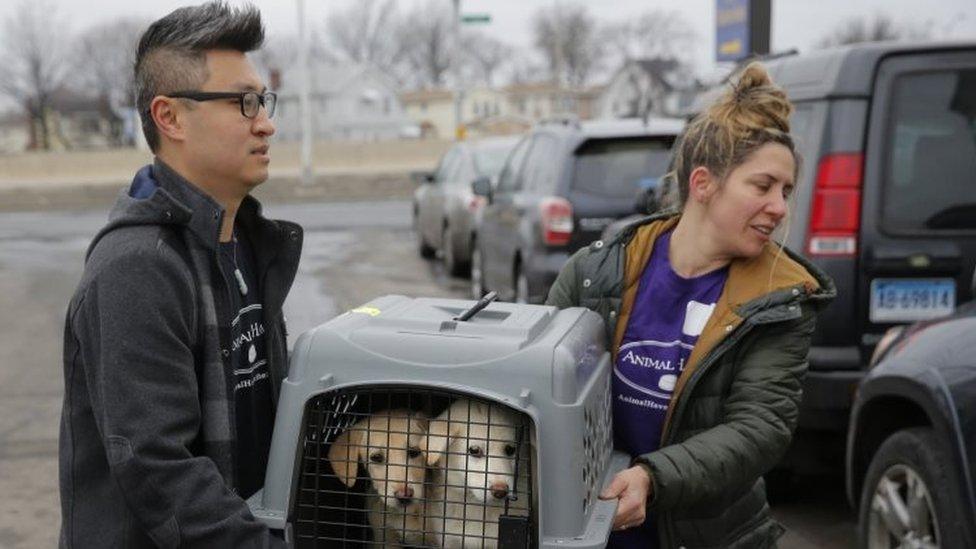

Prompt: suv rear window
[883,69,976,232]
[572,138,673,199]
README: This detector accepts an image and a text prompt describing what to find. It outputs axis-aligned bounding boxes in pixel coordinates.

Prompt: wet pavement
[0,200,855,548]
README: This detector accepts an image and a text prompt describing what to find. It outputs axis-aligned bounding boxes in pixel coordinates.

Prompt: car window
[497,137,533,193]
[882,69,976,232]
[522,134,559,193]
[446,149,473,185]
[434,147,461,184]
[473,142,517,178]
[571,137,673,199]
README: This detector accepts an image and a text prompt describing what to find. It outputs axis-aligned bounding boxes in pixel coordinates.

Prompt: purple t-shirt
[608,230,728,549]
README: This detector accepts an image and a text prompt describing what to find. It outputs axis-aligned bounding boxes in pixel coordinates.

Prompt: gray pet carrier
[248,295,629,548]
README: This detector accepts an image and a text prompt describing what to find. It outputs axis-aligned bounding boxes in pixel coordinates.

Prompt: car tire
[442,225,466,277]
[858,427,969,549]
[470,239,487,299]
[514,262,531,304]
[417,228,435,259]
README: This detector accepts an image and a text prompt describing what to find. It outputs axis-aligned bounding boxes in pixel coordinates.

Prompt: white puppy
[328,409,429,547]
[424,399,531,548]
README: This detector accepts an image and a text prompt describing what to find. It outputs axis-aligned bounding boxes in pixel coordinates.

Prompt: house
[275,60,413,141]
[400,83,602,139]
[597,58,701,119]
[45,88,127,150]
[400,88,455,139]
[0,111,29,154]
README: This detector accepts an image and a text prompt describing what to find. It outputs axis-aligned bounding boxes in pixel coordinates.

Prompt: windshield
[882,68,976,232]
[473,142,517,178]
[571,138,673,199]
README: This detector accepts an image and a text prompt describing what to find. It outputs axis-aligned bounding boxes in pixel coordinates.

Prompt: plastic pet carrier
[248,294,628,548]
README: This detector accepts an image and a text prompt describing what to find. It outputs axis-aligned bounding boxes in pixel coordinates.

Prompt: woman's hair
[669,61,798,206]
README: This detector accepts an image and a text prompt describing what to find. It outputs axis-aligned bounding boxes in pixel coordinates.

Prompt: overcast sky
[2,0,975,86]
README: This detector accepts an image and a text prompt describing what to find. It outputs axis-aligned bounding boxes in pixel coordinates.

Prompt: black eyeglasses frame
[166,90,277,119]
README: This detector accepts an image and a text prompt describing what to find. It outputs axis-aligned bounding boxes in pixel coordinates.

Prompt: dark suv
[471,117,683,303]
[690,42,976,474]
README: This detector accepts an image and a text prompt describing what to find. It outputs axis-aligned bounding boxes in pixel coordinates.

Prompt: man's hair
[134,1,265,152]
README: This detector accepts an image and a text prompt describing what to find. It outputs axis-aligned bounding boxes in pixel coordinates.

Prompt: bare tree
[532,4,601,87]
[816,13,930,48]
[71,18,147,146]
[324,0,401,73]
[398,1,453,88]
[461,31,512,87]
[1,0,68,150]
[601,10,697,66]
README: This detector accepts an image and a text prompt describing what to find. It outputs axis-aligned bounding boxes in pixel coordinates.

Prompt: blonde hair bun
[707,61,792,139]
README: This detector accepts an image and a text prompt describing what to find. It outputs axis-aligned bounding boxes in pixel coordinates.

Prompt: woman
[546,63,836,548]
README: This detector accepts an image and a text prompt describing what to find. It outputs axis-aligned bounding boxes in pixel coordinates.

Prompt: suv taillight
[540,197,574,246]
[806,152,863,257]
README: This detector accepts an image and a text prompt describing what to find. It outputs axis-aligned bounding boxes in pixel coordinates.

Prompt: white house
[597,58,700,119]
[275,60,413,141]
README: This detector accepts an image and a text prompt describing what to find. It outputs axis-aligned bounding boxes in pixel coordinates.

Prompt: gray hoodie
[60,160,301,548]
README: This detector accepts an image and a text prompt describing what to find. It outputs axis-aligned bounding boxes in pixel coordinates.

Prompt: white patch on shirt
[658,374,677,391]
[683,300,716,337]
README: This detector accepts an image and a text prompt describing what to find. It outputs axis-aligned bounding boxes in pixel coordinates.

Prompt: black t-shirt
[218,230,274,499]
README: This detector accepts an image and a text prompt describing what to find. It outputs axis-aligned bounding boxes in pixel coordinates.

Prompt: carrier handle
[454,291,499,321]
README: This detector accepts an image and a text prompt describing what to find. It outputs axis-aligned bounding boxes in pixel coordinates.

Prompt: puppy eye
[468,446,483,457]
[407,447,421,459]
[369,452,384,464]
[504,444,516,457]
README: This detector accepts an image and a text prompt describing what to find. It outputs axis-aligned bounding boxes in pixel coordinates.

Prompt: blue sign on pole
[716,0,750,62]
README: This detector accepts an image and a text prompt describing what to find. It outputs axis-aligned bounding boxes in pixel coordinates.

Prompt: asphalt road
[0,200,855,548]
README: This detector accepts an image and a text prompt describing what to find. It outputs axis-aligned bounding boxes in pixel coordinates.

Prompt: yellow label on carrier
[350,306,381,317]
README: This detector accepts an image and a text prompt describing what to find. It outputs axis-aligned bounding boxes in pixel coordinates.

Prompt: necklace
[230,233,249,296]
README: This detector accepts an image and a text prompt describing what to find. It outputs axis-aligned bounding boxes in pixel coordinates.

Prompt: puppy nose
[395,486,414,504]
[490,482,509,500]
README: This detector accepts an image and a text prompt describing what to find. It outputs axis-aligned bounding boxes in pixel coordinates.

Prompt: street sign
[715,0,770,62]
[461,13,491,24]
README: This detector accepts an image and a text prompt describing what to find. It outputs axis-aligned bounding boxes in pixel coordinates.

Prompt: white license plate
[870,278,956,323]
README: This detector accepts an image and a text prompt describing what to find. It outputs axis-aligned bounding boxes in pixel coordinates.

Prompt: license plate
[870,278,956,323]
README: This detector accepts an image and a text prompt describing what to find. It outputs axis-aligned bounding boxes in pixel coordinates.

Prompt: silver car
[413,136,520,276]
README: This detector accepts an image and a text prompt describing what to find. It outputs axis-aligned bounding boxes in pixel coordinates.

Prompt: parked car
[675,42,976,478]
[471,117,684,303]
[413,135,520,275]
[846,270,976,548]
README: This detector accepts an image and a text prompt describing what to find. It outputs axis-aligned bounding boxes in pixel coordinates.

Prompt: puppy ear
[410,411,430,433]
[424,401,466,466]
[328,422,365,487]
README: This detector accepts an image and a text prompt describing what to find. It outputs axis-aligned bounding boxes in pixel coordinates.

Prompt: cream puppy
[329,409,429,547]
[424,399,530,548]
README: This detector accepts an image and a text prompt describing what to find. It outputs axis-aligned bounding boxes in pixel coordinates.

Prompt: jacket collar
[612,212,836,362]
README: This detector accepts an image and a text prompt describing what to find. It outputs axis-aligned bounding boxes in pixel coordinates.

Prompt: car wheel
[858,427,969,549]
[514,262,530,304]
[470,240,487,299]
[417,226,435,259]
[442,225,465,277]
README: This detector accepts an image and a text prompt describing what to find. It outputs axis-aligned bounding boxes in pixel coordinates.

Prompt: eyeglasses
[167,90,277,119]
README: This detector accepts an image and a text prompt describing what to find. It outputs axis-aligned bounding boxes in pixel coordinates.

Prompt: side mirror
[471,176,493,202]
[411,171,435,185]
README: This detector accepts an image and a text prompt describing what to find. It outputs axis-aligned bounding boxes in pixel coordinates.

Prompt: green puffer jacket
[546,213,836,549]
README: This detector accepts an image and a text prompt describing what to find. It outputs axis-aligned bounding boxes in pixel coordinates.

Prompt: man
[59,3,299,547]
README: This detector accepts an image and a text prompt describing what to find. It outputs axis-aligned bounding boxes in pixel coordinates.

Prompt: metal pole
[297,0,314,185]
[452,0,463,140]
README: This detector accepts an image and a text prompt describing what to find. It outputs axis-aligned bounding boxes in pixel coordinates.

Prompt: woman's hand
[599,465,652,530]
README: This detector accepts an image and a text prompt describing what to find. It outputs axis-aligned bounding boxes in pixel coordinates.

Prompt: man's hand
[599,465,652,531]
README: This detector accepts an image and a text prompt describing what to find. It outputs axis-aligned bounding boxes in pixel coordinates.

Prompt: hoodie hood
[86,160,226,261]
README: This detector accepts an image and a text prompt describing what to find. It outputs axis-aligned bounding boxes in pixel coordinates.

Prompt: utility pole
[452,0,463,141]
[297,0,314,185]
